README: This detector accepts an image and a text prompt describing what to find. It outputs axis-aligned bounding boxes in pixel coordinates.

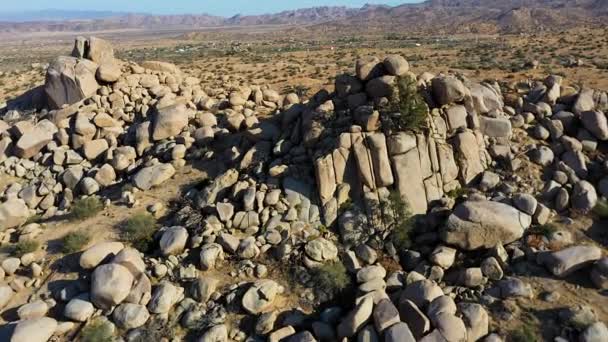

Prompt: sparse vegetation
[80,318,114,342]
[530,223,559,238]
[593,198,608,218]
[12,239,40,257]
[62,231,91,254]
[383,75,429,133]
[311,261,351,295]
[121,212,157,252]
[386,190,415,250]
[70,196,104,221]
[508,323,538,342]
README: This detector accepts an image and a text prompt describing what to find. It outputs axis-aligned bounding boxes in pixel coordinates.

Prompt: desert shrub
[312,261,351,295]
[508,323,538,342]
[121,212,157,252]
[530,223,559,237]
[593,198,608,218]
[383,75,429,133]
[387,190,414,250]
[12,240,40,257]
[80,318,114,342]
[70,196,104,221]
[62,231,91,254]
[446,187,467,199]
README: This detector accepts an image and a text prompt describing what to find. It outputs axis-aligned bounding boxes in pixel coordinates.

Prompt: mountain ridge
[1,1,607,34]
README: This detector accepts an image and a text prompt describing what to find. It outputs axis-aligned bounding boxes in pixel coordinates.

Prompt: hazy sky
[2,1,418,16]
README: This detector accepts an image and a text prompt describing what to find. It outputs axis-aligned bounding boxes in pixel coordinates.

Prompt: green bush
[387,190,414,250]
[62,231,91,254]
[593,198,608,218]
[80,318,114,342]
[383,75,429,133]
[508,323,538,342]
[312,261,351,295]
[529,223,558,238]
[70,197,104,221]
[12,240,40,257]
[121,212,157,252]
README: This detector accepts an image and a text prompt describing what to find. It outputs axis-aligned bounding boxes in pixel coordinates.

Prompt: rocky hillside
[0,36,607,341]
[2,0,608,34]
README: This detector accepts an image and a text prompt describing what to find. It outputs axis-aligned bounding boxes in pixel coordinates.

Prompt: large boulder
[537,245,603,277]
[14,120,58,159]
[45,56,99,109]
[0,199,30,231]
[242,280,281,314]
[91,263,134,309]
[441,200,531,250]
[432,75,467,106]
[151,104,190,141]
[132,163,176,191]
[10,317,57,342]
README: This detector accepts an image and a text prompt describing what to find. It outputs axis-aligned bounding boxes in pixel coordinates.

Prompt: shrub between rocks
[386,190,414,250]
[121,212,157,252]
[593,198,608,218]
[12,239,40,257]
[69,196,104,221]
[383,74,429,133]
[509,322,538,342]
[80,318,114,342]
[311,261,351,295]
[61,231,91,254]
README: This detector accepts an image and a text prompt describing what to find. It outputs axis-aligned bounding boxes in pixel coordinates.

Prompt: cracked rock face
[441,200,531,250]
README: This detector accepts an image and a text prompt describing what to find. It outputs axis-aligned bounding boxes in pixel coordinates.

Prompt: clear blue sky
[2,1,418,16]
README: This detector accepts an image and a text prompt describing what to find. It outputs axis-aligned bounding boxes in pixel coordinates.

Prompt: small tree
[383,75,429,133]
[386,190,415,250]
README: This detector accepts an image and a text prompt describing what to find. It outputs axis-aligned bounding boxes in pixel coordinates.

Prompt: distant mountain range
[1,1,607,34]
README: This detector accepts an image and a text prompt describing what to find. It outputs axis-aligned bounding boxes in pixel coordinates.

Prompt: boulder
[133,163,175,191]
[64,295,95,322]
[305,238,338,262]
[148,282,183,314]
[392,148,427,214]
[10,317,57,342]
[85,37,115,64]
[17,300,48,320]
[159,226,188,256]
[571,181,598,213]
[0,285,15,310]
[0,199,30,231]
[45,56,99,109]
[479,116,512,138]
[14,120,58,159]
[385,322,416,342]
[373,298,400,332]
[591,258,608,290]
[80,242,124,269]
[580,111,608,140]
[197,324,228,342]
[400,280,444,310]
[441,201,531,250]
[537,245,603,277]
[337,295,374,338]
[152,104,189,141]
[113,303,150,329]
[432,76,467,106]
[242,280,281,314]
[91,263,134,309]
[384,55,410,76]
[96,63,122,83]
